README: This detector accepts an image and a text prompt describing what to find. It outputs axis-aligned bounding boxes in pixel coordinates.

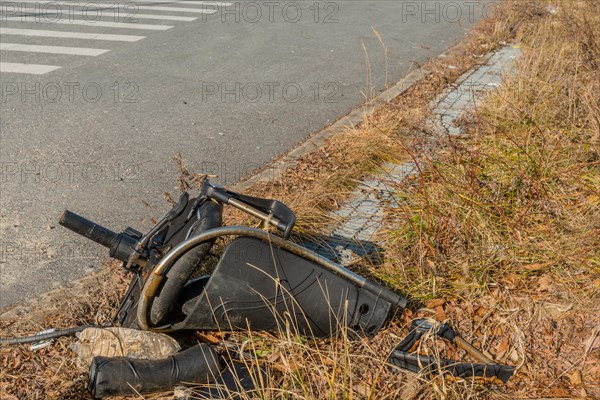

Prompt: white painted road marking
[2,12,198,22]
[0,1,219,13]
[174,1,233,4]
[3,17,174,30]
[131,1,233,5]
[0,42,109,56]
[0,0,214,75]
[123,5,217,13]
[0,27,145,41]
[111,0,233,5]
[0,61,61,74]
[118,14,197,21]
[0,0,232,5]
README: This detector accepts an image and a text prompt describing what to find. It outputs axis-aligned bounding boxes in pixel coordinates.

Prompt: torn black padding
[88,344,223,398]
[389,350,515,383]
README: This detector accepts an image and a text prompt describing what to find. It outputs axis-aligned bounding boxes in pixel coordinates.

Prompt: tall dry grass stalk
[382,0,599,302]
[374,1,600,397]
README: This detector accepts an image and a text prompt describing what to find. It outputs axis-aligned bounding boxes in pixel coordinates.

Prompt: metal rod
[453,337,495,364]
[226,198,282,229]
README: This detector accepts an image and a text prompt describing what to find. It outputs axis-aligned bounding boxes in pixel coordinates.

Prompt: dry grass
[3,1,598,399]
[0,262,128,399]
[200,1,600,398]
[376,0,600,397]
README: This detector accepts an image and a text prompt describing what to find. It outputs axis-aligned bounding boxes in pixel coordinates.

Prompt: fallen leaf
[584,323,600,353]
[353,383,371,397]
[495,336,510,359]
[541,302,573,319]
[569,369,582,385]
[509,349,519,363]
[436,305,447,321]
[427,298,445,308]
[196,332,220,345]
[59,381,75,390]
[273,360,300,373]
[521,261,553,271]
[536,274,553,292]
[475,306,489,317]
[267,352,280,363]
[587,365,600,381]
[321,357,336,366]
[548,387,570,396]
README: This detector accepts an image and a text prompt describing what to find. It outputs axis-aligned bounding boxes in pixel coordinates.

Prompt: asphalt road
[0,0,492,307]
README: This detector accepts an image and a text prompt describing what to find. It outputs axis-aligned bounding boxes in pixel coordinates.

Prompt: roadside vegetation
[1,1,598,399]
[378,0,600,397]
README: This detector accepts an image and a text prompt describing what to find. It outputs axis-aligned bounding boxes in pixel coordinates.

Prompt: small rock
[173,386,191,399]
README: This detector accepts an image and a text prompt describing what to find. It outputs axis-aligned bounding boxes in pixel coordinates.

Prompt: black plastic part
[389,350,515,383]
[113,274,144,328]
[389,319,515,383]
[167,192,189,221]
[87,344,223,398]
[59,210,119,250]
[178,276,211,315]
[351,288,392,336]
[104,196,222,329]
[149,199,223,326]
[59,211,142,263]
[194,360,265,400]
[108,232,140,262]
[394,319,458,354]
[172,237,392,337]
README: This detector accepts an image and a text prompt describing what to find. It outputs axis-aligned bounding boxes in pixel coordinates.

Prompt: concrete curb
[233,67,429,192]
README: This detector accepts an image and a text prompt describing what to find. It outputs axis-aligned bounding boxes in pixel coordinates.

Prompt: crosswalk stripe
[0,1,219,13]
[2,12,198,22]
[1,0,232,5]
[131,1,233,5]
[0,27,145,41]
[1,42,109,56]
[3,17,174,30]
[0,1,217,76]
[174,1,232,4]
[125,5,216,13]
[118,14,197,21]
[0,62,61,74]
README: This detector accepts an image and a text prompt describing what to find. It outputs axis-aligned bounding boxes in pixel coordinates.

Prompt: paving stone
[305,46,521,264]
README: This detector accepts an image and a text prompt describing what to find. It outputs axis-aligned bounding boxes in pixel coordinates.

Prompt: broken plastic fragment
[29,329,56,351]
[70,327,181,368]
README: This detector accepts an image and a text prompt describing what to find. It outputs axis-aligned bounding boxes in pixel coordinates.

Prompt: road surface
[0,0,493,306]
